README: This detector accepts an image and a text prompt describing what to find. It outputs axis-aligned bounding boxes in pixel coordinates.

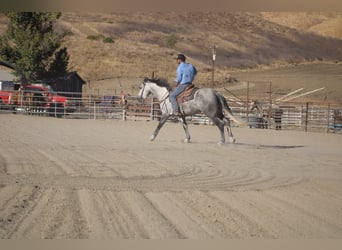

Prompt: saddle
[176,84,198,105]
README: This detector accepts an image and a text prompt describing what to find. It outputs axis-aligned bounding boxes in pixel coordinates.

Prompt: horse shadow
[188,140,304,149]
[229,142,305,150]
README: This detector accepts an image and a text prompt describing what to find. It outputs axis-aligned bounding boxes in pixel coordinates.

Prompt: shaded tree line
[0,12,70,83]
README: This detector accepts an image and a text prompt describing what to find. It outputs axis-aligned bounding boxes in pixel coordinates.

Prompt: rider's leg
[170,84,188,114]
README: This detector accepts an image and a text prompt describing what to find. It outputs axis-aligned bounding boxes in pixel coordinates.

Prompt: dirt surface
[0,114,342,239]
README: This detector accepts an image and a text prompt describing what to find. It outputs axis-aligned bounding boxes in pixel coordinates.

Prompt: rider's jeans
[170,83,191,112]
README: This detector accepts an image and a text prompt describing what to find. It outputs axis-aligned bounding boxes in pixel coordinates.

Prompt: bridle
[139,78,171,113]
[140,78,170,102]
[139,78,147,100]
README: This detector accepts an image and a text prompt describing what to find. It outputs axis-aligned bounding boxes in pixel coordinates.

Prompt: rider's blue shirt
[175,62,197,84]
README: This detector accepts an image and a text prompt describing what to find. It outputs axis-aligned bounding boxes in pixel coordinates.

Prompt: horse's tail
[216,92,245,125]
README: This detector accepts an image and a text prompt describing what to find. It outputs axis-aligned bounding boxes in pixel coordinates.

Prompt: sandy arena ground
[0,113,342,239]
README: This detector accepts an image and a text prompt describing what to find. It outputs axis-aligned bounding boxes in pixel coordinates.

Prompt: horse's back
[196,88,217,98]
[180,87,219,116]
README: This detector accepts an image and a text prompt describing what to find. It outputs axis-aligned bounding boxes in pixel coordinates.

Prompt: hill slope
[1,12,341,96]
[55,12,342,83]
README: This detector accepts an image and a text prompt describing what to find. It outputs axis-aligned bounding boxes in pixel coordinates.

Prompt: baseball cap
[176,54,186,61]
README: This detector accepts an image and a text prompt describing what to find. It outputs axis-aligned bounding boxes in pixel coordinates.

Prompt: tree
[0,12,70,83]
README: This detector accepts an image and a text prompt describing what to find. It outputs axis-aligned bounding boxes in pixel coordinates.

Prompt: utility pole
[211,45,217,86]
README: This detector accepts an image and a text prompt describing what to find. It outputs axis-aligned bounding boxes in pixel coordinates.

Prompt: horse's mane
[144,77,171,90]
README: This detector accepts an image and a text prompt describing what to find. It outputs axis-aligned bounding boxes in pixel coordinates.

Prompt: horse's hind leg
[223,117,235,143]
[150,115,169,141]
[211,117,225,144]
[180,116,191,143]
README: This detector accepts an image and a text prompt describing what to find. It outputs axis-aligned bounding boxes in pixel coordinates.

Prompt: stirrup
[170,110,180,116]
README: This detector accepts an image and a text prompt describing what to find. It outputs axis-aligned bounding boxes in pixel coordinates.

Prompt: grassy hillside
[54,12,342,82]
[261,12,342,39]
[1,12,341,101]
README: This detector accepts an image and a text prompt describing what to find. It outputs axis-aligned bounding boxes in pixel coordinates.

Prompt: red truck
[0,81,17,110]
[0,83,71,117]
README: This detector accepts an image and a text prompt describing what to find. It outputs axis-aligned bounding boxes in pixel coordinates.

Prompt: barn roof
[48,71,86,84]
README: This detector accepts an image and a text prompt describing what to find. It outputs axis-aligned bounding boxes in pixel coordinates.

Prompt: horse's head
[138,77,170,99]
[138,77,152,100]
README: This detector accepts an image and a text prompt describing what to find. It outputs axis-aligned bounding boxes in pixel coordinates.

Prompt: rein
[158,91,170,104]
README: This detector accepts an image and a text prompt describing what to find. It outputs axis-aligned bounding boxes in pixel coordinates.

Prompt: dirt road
[0,114,341,239]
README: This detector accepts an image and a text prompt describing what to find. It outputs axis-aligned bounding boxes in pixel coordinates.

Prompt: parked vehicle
[0,81,19,110]
[8,84,73,117]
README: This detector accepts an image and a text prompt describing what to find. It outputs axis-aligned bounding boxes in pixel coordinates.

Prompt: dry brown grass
[57,13,342,82]
[1,12,341,101]
[261,12,342,39]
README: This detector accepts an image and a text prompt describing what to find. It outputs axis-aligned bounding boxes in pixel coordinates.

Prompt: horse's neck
[151,85,169,101]
[150,84,171,114]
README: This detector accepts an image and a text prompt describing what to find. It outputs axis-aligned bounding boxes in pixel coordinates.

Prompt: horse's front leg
[150,115,169,141]
[180,116,191,143]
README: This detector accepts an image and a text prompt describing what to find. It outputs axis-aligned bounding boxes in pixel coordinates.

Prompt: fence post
[305,102,309,132]
[246,82,250,120]
[268,81,272,129]
[93,100,96,120]
[88,95,91,119]
[327,103,330,133]
[150,97,154,120]
[122,109,126,120]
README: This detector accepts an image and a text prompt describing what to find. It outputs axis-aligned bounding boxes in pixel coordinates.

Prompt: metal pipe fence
[0,91,341,133]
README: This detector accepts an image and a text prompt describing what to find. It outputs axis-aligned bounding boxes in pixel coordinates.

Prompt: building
[0,69,15,81]
[48,71,86,99]
[0,70,16,91]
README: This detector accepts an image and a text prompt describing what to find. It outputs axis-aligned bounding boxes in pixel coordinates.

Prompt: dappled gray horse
[138,77,243,144]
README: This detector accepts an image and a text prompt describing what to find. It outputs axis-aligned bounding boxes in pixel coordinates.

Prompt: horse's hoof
[184,138,190,143]
[149,135,155,141]
[218,141,225,145]
[229,137,236,144]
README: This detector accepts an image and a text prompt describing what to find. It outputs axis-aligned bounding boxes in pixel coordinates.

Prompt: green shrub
[166,33,177,48]
[86,34,104,41]
[103,36,115,43]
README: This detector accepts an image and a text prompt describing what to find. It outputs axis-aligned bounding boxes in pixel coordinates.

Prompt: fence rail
[1,91,341,133]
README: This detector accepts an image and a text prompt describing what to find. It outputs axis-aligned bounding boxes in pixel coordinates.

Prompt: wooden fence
[0,91,341,133]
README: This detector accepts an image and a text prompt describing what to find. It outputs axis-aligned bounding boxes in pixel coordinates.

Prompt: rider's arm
[175,64,183,84]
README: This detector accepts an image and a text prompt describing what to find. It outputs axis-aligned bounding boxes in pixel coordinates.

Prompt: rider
[170,53,197,116]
